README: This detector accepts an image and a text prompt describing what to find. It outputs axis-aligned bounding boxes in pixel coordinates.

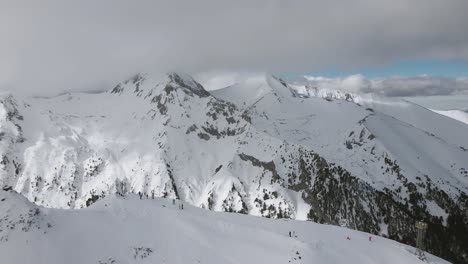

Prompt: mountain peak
[110,72,210,98]
[167,72,210,97]
[211,74,299,108]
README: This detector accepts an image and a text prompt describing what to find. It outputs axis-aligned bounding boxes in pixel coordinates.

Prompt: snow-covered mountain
[0,189,449,264]
[432,109,468,126]
[288,83,358,101]
[0,72,467,263]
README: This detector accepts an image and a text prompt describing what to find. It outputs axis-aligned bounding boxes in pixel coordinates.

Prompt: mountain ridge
[0,72,467,263]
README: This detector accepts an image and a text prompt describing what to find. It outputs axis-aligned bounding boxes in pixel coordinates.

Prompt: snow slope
[212,75,298,109]
[404,94,468,111]
[214,75,468,196]
[0,73,467,263]
[432,109,468,126]
[0,189,448,264]
[213,75,468,263]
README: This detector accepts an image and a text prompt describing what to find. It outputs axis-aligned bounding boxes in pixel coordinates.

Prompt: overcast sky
[1,0,468,96]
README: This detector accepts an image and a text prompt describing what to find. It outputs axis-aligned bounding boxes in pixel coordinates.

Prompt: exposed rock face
[0,73,467,263]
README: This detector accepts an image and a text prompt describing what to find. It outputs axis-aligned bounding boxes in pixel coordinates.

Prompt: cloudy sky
[300,74,468,97]
[1,0,468,96]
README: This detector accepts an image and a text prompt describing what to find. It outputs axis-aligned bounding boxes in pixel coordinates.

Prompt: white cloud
[301,75,468,97]
[195,72,245,91]
[303,74,371,93]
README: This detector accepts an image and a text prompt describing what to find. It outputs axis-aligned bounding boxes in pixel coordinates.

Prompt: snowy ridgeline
[0,190,449,264]
[0,72,467,263]
[431,109,468,126]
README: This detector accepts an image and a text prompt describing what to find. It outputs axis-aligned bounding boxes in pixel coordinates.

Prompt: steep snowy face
[432,109,468,125]
[0,73,250,209]
[0,94,24,188]
[224,75,468,196]
[290,82,468,151]
[0,73,467,263]
[0,190,450,264]
[211,75,298,109]
[214,74,468,263]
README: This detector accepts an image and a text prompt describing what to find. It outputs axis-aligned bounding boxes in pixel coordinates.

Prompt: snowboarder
[346,236,351,240]
[138,192,142,200]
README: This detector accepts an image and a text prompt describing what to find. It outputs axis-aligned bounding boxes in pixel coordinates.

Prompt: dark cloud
[1,0,468,96]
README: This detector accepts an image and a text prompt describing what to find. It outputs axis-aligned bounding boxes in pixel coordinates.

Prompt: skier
[138,192,142,200]
[172,199,175,205]
[151,190,155,199]
[369,236,372,242]
[181,204,184,210]
[346,236,351,240]
[289,231,291,237]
